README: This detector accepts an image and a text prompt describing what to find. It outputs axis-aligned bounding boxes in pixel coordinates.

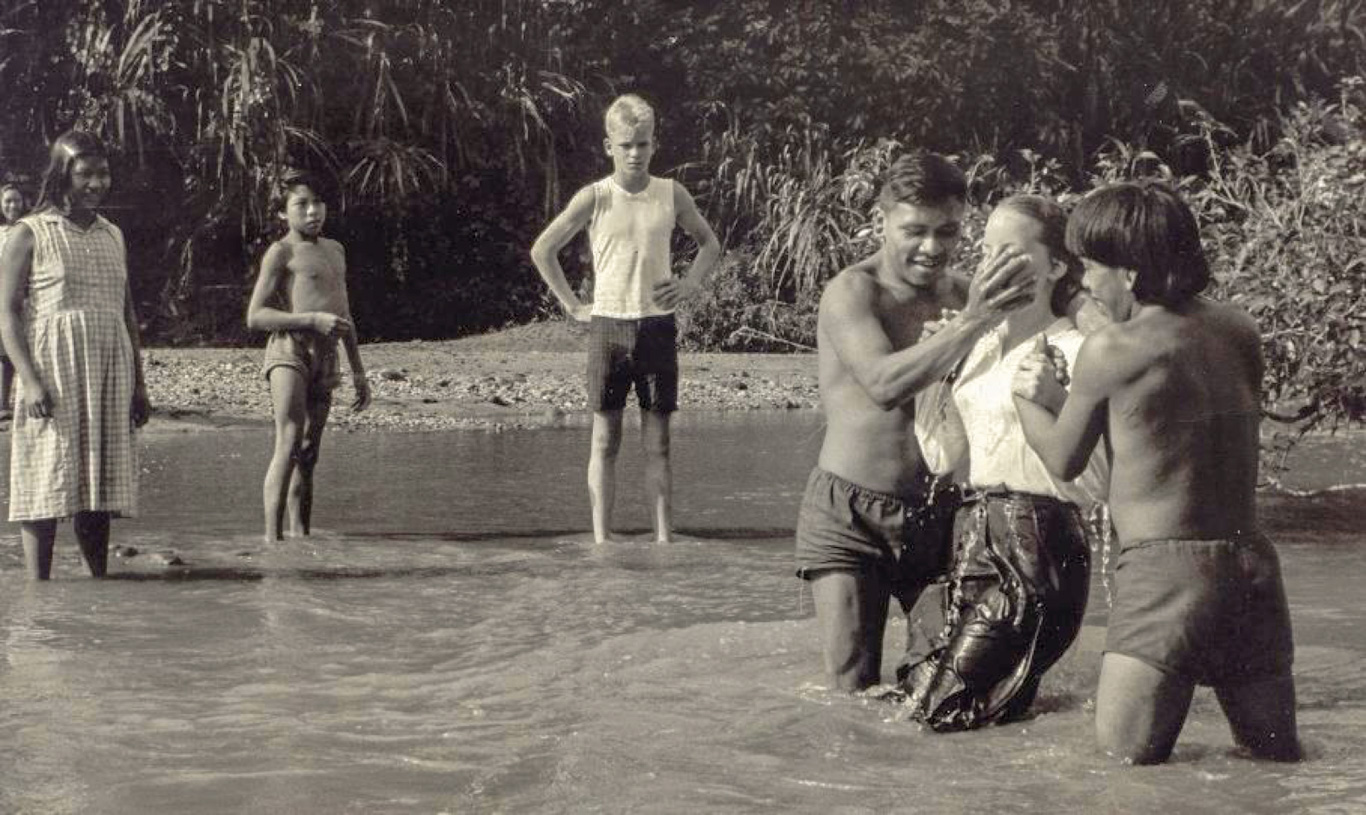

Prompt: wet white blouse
[950,317,1109,506]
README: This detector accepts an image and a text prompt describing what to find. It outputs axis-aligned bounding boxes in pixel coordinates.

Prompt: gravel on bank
[142,321,821,433]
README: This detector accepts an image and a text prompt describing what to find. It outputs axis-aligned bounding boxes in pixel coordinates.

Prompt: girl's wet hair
[271,168,329,213]
[994,194,1083,317]
[36,130,108,210]
[1065,182,1210,306]
[877,151,966,210]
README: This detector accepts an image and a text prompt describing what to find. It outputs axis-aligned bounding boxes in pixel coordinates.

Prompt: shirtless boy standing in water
[1012,182,1300,763]
[247,170,370,540]
[796,152,1034,691]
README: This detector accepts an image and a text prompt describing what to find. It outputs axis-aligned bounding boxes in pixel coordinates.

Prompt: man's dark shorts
[587,314,678,413]
[1105,533,1295,686]
[794,467,952,593]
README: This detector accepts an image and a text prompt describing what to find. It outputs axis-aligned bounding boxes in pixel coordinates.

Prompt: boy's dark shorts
[587,314,678,413]
[262,330,341,402]
[1105,533,1295,686]
[794,467,952,593]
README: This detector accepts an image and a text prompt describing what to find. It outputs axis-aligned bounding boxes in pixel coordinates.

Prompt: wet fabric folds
[895,491,1091,731]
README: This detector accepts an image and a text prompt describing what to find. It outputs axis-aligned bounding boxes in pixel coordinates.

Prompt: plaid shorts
[586,314,678,413]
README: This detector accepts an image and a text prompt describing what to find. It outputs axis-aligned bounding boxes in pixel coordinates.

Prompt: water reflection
[0,416,1362,813]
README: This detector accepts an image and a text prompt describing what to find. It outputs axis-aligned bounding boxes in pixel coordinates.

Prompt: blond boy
[531,95,720,543]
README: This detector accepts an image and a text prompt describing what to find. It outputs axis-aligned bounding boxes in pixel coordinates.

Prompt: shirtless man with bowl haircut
[796,151,1034,691]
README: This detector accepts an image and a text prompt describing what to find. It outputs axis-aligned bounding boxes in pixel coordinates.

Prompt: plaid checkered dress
[8,211,138,521]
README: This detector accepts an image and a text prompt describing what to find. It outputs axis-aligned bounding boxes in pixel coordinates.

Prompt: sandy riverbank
[138,320,821,433]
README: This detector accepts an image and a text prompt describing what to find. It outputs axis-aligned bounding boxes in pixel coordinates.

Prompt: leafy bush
[0,0,1359,442]
[685,78,1364,447]
[1200,81,1366,434]
[678,248,820,352]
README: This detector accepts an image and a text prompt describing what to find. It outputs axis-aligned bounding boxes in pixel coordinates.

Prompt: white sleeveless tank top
[587,175,676,318]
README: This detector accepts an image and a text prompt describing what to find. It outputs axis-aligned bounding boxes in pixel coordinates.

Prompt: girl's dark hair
[877,150,967,210]
[1065,182,1210,307]
[995,194,1084,317]
[36,130,109,210]
[0,183,27,224]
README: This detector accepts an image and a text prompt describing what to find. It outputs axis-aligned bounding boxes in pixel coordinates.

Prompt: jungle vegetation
[0,0,1361,440]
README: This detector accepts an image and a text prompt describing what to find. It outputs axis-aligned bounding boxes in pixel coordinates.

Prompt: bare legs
[641,410,672,542]
[809,570,898,691]
[263,368,330,540]
[0,356,14,418]
[20,520,55,580]
[1095,653,1195,763]
[588,410,622,543]
[587,409,674,544]
[288,397,330,536]
[21,511,111,580]
[1216,675,1301,761]
[1095,652,1301,764]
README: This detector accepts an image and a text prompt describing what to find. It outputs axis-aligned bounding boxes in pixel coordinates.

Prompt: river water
[0,413,1363,814]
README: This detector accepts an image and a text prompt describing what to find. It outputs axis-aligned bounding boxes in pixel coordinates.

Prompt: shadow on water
[1,423,1364,814]
[1259,489,1366,536]
[105,562,549,583]
[348,526,797,543]
[104,525,798,582]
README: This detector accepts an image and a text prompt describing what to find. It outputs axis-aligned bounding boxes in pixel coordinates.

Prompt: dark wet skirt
[895,489,1091,732]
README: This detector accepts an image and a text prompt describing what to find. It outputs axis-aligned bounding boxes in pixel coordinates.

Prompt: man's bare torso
[817,260,967,494]
[1103,299,1263,542]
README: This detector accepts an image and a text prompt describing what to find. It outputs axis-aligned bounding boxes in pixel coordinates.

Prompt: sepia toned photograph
[0,1,1362,812]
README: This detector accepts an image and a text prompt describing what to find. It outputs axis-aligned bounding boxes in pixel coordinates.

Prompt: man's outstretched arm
[822,251,1033,410]
[822,274,991,409]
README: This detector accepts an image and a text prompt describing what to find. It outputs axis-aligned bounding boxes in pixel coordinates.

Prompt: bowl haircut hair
[604,94,655,137]
[1065,181,1210,307]
[876,151,967,211]
[36,130,109,211]
[271,168,331,214]
[994,194,1084,317]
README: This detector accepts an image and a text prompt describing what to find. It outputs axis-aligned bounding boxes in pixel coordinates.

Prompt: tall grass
[689,77,1364,447]
[0,0,601,332]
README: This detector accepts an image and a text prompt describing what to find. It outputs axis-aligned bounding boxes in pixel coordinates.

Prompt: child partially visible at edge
[0,182,29,421]
[530,94,721,544]
[246,170,370,541]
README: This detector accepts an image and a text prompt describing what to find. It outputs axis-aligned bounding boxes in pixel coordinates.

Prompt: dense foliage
[0,0,1361,435]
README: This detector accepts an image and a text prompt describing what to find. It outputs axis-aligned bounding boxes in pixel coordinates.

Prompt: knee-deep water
[0,413,1363,814]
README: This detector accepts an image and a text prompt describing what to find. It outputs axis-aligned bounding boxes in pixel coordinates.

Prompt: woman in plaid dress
[0,131,150,580]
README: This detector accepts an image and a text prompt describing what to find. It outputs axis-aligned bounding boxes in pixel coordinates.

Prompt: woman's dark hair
[36,130,109,211]
[877,150,967,210]
[995,194,1083,317]
[1065,181,1210,307]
